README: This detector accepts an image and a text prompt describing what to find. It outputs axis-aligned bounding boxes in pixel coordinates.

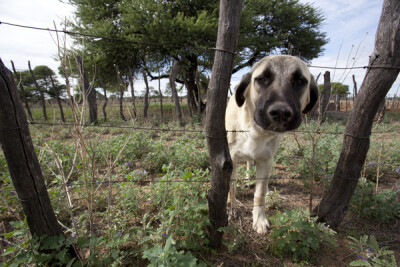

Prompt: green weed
[348,235,397,266]
[350,180,400,223]
[269,208,337,262]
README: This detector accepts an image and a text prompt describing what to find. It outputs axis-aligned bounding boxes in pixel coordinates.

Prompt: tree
[33,65,66,122]
[66,0,141,121]
[28,62,48,120]
[234,0,327,72]
[67,0,327,115]
[318,82,349,95]
[119,0,218,113]
[76,56,98,124]
[169,60,184,125]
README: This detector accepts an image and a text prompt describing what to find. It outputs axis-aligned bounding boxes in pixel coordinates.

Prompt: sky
[0,0,398,97]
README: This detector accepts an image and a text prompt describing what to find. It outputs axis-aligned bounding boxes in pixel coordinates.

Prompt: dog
[225,55,318,234]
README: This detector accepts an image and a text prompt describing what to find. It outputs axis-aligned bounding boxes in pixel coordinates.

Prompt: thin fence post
[320,71,331,122]
[205,0,243,248]
[11,60,34,122]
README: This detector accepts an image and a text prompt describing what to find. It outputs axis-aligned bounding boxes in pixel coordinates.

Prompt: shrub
[143,236,204,267]
[348,235,397,266]
[350,180,400,223]
[269,208,337,262]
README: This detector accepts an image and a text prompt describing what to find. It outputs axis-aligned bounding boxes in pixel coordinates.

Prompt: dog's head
[235,55,318,132]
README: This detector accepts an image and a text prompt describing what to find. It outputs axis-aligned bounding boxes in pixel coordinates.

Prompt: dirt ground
[202,160,400,266]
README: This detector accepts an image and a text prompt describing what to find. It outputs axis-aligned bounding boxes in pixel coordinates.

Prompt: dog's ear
[235,72,251,107]
[302,75,319,114]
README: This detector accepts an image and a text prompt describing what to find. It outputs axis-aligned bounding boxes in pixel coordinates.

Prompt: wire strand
[2,20,400,71]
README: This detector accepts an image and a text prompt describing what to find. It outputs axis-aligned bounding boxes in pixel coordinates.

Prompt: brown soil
[203,166,400,266]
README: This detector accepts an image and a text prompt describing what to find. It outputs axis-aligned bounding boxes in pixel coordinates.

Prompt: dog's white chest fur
[229,130,282,162]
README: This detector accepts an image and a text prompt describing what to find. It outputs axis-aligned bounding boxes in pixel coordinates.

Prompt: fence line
[3,20,400,71]
[2,164,398,197]
[24,120,400,135]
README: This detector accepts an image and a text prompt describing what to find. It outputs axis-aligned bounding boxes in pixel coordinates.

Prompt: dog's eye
[293,71,307,87]
[294,79,305,86]
[256,77,269,85]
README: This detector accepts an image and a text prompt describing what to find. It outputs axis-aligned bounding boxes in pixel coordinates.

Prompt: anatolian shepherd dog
[226,55,318,234]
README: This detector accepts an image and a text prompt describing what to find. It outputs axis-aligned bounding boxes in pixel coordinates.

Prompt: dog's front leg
[252,158,273,234]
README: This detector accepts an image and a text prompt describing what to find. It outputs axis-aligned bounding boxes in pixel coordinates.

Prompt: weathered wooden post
[205,0,243,248]
[11,60,34,122]
[0,58,80,262]
[0,58,61,236]
[313,0,400,227]
[320,71,331,121]
[352,74,358,106]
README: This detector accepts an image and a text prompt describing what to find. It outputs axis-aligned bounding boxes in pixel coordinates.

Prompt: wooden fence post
[205,0,243,248]
[11,60,34,122]
[320,71,331,121]
[0,58,63,236]
[313,0,400,227]
[0,58,80,262]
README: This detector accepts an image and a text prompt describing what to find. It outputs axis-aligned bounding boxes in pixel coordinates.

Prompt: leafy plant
[350,180,400,223]
[1,219,79,267]
[348,235,397,266]
[142,235,204,267]
[1,219,134,267]
[265,189,283,209]
[153,164,210,251]
[219,223,246,253]
[269,208,337,262]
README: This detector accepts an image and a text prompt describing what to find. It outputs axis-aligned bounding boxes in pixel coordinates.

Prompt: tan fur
[225,55,317,234]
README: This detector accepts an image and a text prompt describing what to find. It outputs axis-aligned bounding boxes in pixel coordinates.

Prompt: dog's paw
[252,207,270,234]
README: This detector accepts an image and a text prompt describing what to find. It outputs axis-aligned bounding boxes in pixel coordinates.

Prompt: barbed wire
[0,20,233,54]
[26,120,400,135]
[3,20,400,71]
[2,164,399,198]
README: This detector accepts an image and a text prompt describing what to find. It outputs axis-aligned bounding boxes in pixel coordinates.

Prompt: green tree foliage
[235,0,328,72]
[66,0,328,109]
[15,66,65,100]
[319,82,350,95]
[67,0,141,91]
[33,66,65,98]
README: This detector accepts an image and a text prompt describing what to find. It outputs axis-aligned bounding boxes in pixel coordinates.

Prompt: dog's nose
[268,104,293,123]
